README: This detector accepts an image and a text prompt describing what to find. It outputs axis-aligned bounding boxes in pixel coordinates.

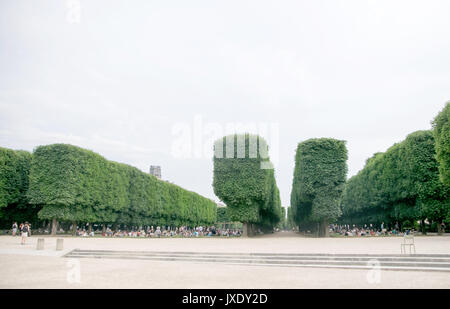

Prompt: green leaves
[213,134,282,228]
[432,101,450,187]
[27,144,216,226]
[290,138,348,226]
[341,130,450,225]
[0,148,32,219]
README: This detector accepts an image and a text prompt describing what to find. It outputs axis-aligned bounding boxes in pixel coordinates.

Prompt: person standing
[381,222,387,235]
[12,222,18,236]
[21,222,29,245]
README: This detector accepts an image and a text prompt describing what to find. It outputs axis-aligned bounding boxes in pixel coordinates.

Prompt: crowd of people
[9,220,447,240]
[7,222,243,238]
[72,225,242,238]
[11,222,31,244]
[330,222,406,237]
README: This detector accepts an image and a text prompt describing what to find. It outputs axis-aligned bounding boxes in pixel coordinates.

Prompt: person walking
[12,222,18,236]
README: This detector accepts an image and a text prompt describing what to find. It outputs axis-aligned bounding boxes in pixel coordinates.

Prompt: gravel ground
[1,233,449,289]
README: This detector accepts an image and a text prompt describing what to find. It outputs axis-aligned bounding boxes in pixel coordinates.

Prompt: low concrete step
[67,249,450,258]
[64,249,450,272]
[66,252,450,263]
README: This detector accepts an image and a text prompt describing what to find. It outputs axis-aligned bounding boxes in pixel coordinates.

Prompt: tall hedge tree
[213,134,282,236]
[433,101,450,187]
[290,138,348,237]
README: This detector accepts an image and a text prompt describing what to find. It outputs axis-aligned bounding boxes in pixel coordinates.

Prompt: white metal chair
[401,234,416,254]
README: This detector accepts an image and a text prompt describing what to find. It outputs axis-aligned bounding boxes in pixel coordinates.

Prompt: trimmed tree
[213,134,282,236]
[290,138,348,237]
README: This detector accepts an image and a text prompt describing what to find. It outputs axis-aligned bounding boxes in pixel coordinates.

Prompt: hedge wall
[27,144,216,227]
[340,130,450,230]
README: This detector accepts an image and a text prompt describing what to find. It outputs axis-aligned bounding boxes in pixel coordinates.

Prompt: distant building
[150,165,161,179]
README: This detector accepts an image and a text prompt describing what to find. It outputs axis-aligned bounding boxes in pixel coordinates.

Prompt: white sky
[1,0,450,207]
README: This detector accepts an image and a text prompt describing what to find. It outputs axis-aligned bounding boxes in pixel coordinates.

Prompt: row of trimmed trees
[287,102,450,236]
[340,130,450,233]
[340,102,450,233]
[1,144,216,233]
[288,102,450,236]
[339,101,450,233]
[2,102,448,236]
[212,134,283,236]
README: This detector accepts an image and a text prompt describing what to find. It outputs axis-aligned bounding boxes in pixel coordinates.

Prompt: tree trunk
[51,218,57,236]
[420,219,426,235]
[242,223,253,237]
[102,224,106,234]
[437,220,443,235]
[242,223,248,237]
[72,221,77,236]
[88,223,92,234]
[319,220,329,237]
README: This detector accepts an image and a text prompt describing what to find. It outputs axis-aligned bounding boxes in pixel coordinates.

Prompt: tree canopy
[340,130,450,229]
[432,101,450,187]
[0,147,35,225]
[27,144,216,227]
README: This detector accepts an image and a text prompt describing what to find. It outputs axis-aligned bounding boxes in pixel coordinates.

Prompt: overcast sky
[1,0,450,208]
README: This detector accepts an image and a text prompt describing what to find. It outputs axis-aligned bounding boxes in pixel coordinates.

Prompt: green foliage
[402,219,412,230]
[213,134,282,228]
[275,206,288,229]
[287,206,296,229]
[0,147,34,225]
[290,138,348,227]
[27,144,216,226]
[0,148,30,208]
[341,130,450,226]
[432,101,450,186]
[216,207,230,223]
